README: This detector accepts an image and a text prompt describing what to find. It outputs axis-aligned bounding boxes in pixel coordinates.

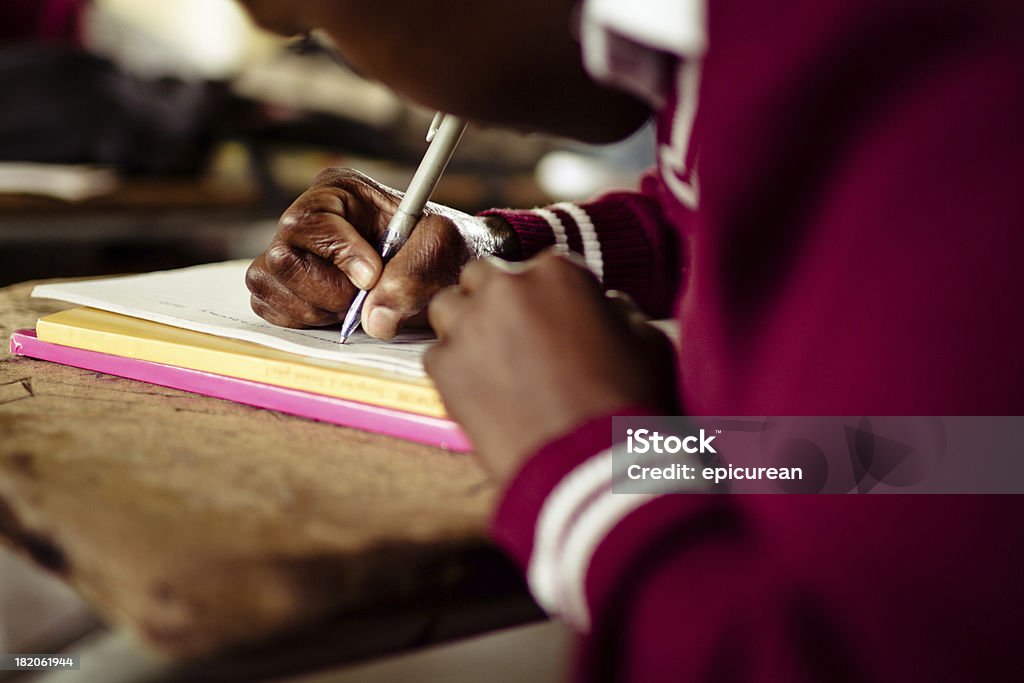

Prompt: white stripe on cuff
[527,448,615,616]
[559,490,659,629]
[553,202,604,283]
[531,208,570,254]
[525,442,707,630]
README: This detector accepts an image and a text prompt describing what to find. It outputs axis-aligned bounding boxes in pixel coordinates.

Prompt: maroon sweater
[483,1,1024,680]
[0,0,85,42]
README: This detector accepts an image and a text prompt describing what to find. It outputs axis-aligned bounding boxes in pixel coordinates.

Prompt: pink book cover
[9,330,470,452]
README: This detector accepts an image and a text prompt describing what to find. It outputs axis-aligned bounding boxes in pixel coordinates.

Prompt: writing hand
[245,168,516,339]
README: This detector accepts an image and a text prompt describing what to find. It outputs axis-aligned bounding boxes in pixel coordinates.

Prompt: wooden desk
[0,281,535,674]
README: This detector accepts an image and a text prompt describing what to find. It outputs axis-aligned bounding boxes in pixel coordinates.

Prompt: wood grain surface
[0,280,498,659]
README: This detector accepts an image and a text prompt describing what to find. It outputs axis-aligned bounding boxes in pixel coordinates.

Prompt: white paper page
[31,260,433,378]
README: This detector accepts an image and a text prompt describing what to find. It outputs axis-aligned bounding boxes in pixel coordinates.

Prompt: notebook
[32,260,433,377]
[24,260,459,440]
[33,306,445,417]
[9,329,469,451]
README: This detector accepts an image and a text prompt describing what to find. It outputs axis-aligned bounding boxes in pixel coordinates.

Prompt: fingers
[262,240,357,311]
[427,286,470,339]
[247,165,488,336]
[420,254,508,339]
[362,214,471,339]
[458,258,498,293]
[426,257,522,340]
[279,189,383,291]
[248,169,402,329]
[426,260,492,342]
[426,252,564,338]
[246,256,338,328]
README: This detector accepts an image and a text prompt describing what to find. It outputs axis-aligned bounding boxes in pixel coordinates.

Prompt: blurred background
[0,1,652,680]
[0,0,654,288]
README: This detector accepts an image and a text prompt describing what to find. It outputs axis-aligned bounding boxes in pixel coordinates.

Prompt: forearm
[481,182,683,318]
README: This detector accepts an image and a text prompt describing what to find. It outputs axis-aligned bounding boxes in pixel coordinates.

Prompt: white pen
[338,112,467,343]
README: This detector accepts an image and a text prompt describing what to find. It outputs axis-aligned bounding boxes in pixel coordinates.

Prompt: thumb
[360,214,471,339]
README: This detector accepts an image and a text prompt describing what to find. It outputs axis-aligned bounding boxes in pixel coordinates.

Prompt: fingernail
[366,308,401,338]
[350,259,376,290]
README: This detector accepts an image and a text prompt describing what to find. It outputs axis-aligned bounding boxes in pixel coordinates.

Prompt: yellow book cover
[36,307,446,418]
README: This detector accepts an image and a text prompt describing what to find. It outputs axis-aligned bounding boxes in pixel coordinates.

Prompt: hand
[245,168,517,339]
[425,252,679,484]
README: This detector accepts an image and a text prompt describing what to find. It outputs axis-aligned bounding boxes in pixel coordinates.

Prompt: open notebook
[32,260,433,378]
[26,260,450,422]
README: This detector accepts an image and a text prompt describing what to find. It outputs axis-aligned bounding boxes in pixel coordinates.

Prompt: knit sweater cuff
[477,208,557,260]
[489,404,661,571]
[479,190,681,317]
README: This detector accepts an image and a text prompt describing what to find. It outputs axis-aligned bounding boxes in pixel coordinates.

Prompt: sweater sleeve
[0,0,85,41]
[479,174,682,318]
[492,415,1024,682]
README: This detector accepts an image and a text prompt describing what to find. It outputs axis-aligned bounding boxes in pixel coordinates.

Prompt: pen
[339,112,468,343]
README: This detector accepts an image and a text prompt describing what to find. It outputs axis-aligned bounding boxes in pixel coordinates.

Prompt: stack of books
[10,261,468,450]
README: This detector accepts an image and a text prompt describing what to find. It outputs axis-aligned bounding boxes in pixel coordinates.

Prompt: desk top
[0,280,501,659]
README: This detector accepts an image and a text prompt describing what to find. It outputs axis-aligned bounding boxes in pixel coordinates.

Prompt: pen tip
[339,335,349,345]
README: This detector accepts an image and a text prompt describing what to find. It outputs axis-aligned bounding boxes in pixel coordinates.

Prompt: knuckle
[249,292,268,316]
[306,210,360,247]
[280,193,343,238]
[328,241,366,268]
[277,213,303,242]
[263,244,304,280]
[250,294,291,327]
[281,214,359,265]
[245,261,273,299]
[292,187,338,212]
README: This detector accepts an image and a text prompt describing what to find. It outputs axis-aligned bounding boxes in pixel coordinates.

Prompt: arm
[246,169,681,337]
[236,0,648,142]
[425,187,1024,682]
[481,177,683,319]
[425,9,1024,679]
[493,418,1024,682]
